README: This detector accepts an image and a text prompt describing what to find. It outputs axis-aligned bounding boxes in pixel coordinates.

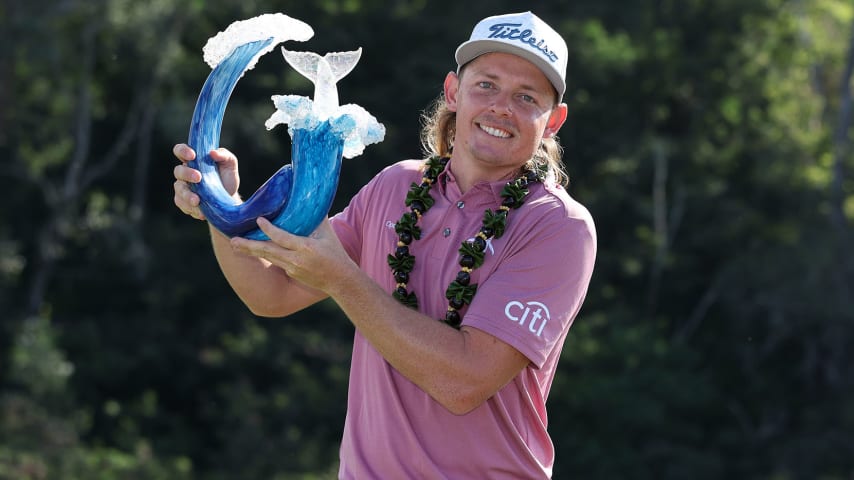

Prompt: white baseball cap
[455,11,567,102]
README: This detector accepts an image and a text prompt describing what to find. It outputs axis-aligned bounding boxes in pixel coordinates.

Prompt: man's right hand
[172,144,241,220]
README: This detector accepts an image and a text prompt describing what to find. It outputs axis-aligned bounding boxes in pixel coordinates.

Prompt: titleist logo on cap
[486,22,559,63]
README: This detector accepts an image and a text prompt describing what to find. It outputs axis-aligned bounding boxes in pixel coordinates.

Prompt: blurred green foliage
[1,0,852,478]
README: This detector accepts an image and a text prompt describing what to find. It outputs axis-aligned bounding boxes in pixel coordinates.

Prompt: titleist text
[487,23,559,63]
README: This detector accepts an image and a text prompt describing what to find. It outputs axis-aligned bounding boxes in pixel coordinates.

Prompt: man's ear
[444,71,460,112]
[543,103,568,138]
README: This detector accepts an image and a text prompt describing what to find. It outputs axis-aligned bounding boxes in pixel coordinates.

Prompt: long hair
[419,80,569,187]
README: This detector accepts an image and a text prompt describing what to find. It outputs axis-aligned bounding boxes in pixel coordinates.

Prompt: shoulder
[492,181,596,279]
[333,159,425,260]
[350,159,425,201]
[524,182,596,240]
[373,159,425,183]
[501,181,598,273]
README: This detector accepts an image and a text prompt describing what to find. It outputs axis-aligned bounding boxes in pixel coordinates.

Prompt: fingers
[210,147,238,167]
[256,217,302,249]
[173,143,196,163]
[230,218,302,263]
[172,144,199,183]
[172,144,241,220]
[229,222,294,270]
[172,144,205,220]
[173,178,205,220]
[174,163,201,183]
[231,218,346,293]
[231,219,312,283]
[207,147,240,197]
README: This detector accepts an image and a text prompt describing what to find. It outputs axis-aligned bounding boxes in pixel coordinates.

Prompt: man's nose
[489,93,513,116]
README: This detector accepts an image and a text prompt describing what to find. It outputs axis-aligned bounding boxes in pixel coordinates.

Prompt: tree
[2,0,852,478]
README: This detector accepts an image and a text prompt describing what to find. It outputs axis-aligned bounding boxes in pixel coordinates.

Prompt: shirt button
[443,228,451,237]
[456,201,465,209]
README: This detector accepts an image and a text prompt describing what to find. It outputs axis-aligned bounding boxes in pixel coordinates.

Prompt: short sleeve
[462,205,596,368]
[330,159,425,271]
[330,180,374,266]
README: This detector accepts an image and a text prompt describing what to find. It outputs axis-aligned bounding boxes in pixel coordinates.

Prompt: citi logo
[504,301,550,337]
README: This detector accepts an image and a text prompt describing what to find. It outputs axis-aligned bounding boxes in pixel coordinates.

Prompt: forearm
[209,225,326,317]
[225,218,527,411]
[326,261,519,414]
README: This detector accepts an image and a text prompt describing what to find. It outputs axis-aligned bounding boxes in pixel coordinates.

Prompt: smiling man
[172,11,596,479]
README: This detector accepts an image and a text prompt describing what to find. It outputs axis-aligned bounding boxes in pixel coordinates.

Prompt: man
[173,11,596,479]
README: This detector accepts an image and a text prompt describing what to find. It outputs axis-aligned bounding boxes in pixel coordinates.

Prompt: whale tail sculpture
[281,48,362,83]
[281,48,362,119]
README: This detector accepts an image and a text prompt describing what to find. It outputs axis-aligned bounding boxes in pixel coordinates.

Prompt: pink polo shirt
[329,159,596,479]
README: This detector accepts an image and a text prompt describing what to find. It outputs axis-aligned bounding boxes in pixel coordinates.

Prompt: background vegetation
[2,0,853,478]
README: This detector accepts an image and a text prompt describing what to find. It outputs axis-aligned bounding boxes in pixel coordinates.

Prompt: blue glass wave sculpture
[187,13,385,239]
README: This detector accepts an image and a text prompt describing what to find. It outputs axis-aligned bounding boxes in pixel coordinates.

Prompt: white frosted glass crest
[265,96,385,159]
[335,104,386,158]
[203,13,314,70]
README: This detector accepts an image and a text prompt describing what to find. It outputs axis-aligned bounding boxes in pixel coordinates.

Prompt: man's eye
[477,81,493,89]
[520,94,536,103]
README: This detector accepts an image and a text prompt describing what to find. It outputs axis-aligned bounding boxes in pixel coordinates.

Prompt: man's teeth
[480,124,511,138]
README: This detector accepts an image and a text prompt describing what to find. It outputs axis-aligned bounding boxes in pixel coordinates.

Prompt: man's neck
[448,156,522,194]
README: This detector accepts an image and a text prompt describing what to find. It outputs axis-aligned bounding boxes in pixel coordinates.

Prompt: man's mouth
[478,123,512,139]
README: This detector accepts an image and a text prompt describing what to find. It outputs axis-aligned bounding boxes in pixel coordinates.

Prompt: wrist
[325,259,371,301]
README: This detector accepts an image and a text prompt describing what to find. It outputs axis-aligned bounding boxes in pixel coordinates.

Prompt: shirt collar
[435,159,522,206]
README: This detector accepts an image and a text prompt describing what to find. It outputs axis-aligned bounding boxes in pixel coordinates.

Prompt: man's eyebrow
[469,70,542,91]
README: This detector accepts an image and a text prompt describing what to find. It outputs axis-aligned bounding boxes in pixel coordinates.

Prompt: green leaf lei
[388,156,542,329]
